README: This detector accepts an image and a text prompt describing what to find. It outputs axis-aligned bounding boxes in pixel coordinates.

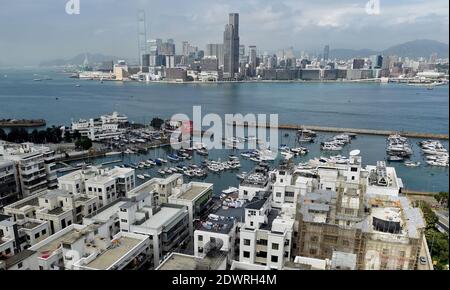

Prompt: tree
[419,201,449,270]
[0,128,6,140]
[75,137,92,150]
[434,192,449,208]
[150,117,165,130]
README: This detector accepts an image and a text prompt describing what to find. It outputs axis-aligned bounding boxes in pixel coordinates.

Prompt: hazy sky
[0,0,448,65]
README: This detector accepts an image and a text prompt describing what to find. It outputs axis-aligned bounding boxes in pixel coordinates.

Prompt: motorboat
[387,155,404,162]
[236,172,248,180]
[404,161,421,167]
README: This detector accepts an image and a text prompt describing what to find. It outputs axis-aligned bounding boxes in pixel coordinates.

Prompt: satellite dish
[350,149,361,156]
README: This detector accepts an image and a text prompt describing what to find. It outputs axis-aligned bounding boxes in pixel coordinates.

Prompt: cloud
[0,0,447,65]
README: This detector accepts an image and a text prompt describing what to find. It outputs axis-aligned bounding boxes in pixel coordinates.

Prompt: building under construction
[294,152,426,270]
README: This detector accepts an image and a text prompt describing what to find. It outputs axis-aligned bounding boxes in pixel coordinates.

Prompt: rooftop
[177,183,211,201]
[18,221,43,230]
[139,206,185,230]
[156,253,197,270]
[2,249,36,269]
[33,227,88,257]
[85,236,142,270]
[85,200,127,222]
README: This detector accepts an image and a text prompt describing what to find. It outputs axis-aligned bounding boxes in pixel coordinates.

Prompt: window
[310,236,319,243]
[121,219,128,223]
[35,233,40,239]
[244,190,248,196]
[271,243,279,250]
[18,262,23,269]
[243,251,250,258]
[250,221,254,227]
[271,255,278,263]
[309,249,317,255]
[5,248,11,254]
[285,192,294,197]
[276,192,282,198]
[243,239,251,246]
[198,235,203,241]
[98,188,102,193]
[351,167,358,172]
[42,229,47,235]
[256,251,267,258]
[257,239,268,246]
[88,187,92,192]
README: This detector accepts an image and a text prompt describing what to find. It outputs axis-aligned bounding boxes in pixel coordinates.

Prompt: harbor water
[0,68,448,193]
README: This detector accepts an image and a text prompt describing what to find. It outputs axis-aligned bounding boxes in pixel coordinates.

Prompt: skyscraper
[206,44,224,67]
[248,45,257,75]
[323,45,330,61]
[223,13,240,79]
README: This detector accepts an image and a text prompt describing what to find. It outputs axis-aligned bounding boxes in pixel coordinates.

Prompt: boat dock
[232,122,449,140]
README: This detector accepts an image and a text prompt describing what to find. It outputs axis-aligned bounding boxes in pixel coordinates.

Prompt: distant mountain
[39,53,122,67]
[330,49,378,60]
[382,39,449,58]
[330,39,449,59]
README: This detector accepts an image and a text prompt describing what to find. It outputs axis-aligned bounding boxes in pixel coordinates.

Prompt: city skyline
[0,0,449,66]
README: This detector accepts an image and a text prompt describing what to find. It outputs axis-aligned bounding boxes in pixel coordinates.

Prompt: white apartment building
[238,163,272,202]
[58,166,135,207]
[4,189,97,234]
[168,181,214,238]
[0,214,50,256]
[238,192,295,270]
[11,223,151,270]
[0,141,58,197]
[194,207,241,266]
[127,173,184,204]
[83,189,190,268]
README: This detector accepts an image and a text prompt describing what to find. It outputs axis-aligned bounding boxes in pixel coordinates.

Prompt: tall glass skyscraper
[223,13,240,79]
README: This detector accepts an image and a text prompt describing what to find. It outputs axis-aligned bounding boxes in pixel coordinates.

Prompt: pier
[232,122,449,140]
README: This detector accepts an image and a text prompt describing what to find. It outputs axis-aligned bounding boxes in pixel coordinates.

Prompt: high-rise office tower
[248,46,257,74]
[182,41,190,56]
[223,13,240,79]
[323,45,330,61]
[206,44,224,67]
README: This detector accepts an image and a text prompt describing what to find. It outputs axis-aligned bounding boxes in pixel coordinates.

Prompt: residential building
[3,189,97,234]
[13,223,150,270]
[83,190,189,268]
[0,160,20,209]
[58,165,135,207]
[238,192,295,270]
[168,181,213,238]
[0,214,50,256]
[0,141,57,197]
